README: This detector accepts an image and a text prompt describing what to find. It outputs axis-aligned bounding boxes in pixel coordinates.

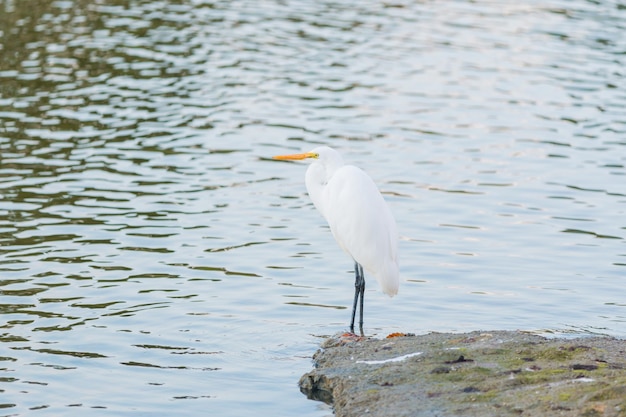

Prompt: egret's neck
[304,157,340,219]
[305,162,328,219]
[303,149,344,220]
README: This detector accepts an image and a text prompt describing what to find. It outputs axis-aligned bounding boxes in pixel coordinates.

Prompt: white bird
[273,146,399,335]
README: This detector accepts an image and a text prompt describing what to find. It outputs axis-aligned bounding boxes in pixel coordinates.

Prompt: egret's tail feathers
[376,260,399,297]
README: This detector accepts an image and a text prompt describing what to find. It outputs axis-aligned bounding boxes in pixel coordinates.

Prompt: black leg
[349,262,366,336]
[358,263,365,336]
[349,262,359,333]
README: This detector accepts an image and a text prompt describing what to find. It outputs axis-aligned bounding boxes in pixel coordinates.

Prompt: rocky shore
[299,331,626,417]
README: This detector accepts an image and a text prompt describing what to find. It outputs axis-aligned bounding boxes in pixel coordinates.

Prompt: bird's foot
[339,332,366,342]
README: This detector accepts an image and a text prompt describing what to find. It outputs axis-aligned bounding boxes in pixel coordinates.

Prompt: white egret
[273,146,399,335]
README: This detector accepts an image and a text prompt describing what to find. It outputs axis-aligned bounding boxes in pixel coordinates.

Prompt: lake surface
[0,0,624,415]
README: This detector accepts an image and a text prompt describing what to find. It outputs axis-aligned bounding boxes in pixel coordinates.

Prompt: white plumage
[274,146,399,334]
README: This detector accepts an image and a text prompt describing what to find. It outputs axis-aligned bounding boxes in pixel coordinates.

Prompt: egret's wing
[323,165,399,296]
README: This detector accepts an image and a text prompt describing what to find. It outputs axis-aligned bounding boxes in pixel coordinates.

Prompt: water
[0,0,624,415]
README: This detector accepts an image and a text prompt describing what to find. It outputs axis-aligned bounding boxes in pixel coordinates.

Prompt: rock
[299,330,626,417]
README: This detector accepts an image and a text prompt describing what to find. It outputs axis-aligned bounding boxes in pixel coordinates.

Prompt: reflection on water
[1,0,625,415]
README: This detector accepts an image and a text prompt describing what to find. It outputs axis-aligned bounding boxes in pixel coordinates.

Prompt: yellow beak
[272,152,317,161]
